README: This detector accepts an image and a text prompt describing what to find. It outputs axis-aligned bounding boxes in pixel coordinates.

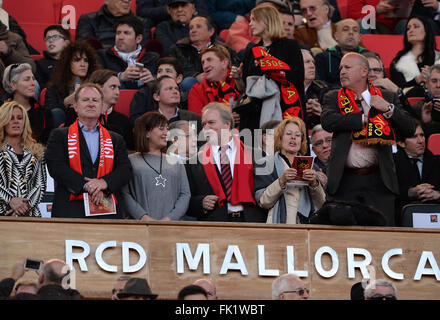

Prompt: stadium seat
[20,23,52,55]
[39,87,47,106]
[60,0,137,21]
[427,133,440,155]
[361,34,403,78]
[113,89,137,117]
[219,29,229,42]
[407,97,424,105]
[336,0,349,18]
[3,0,58,24]
[401,203,440,228]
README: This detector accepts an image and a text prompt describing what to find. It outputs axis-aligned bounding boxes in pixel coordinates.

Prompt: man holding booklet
[45,83,132,218]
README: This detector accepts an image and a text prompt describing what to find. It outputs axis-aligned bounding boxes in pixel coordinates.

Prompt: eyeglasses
[45,34,65,42]
[313,137,332,147]
[283,288,309,296]
[369,67,383,74]
[368,294,396,300]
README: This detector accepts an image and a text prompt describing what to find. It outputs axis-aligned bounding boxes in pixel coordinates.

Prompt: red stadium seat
[39,87,47,107]
[60,0,137,21]
[219,29,229,42]
[361,34,403,78]
[113,89,136,117]
[427,133,440,155]
[3,0,58,24]
[20,23,52,55]
[407,97,424,105]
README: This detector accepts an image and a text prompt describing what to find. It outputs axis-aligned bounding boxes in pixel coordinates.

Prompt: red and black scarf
[252,46,304,120]
[201,135,256,208]
[338,82,396,145]
[68,120,115,201]
[206,70,241,106]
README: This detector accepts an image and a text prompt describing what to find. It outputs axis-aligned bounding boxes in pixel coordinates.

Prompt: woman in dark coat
[241,3,306,132]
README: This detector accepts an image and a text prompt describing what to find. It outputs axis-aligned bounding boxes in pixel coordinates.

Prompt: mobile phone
[24,258,43,271]
[135,62,144,69]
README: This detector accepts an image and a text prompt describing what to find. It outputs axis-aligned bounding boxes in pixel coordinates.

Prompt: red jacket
[188,76,238,115]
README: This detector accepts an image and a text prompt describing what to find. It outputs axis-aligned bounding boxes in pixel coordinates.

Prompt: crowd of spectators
[0,0,438,226]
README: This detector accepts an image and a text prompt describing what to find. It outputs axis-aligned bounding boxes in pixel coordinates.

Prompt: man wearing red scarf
[45,83,132,218]
[188,45,242,120]
[321,53,417,226]
[185,102,266,222]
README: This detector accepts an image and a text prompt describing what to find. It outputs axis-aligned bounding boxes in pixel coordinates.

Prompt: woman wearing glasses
[254,117,325,224]
[242,4,306,132]
[0,101,47,217]
[44,41,99,127]
[2,63,54,145]
[121,111,190,221]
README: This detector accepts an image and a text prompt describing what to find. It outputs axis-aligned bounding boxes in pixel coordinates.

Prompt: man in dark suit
[185,102,267,222]
[321,52,417,226]
[394,123,440,225]
[45,83,132,219]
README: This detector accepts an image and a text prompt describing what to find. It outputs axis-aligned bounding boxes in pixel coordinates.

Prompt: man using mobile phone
[97,16,159,89]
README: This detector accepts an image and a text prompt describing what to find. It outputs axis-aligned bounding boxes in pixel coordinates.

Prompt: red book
[84,193,117,217]
[291,156,314,185]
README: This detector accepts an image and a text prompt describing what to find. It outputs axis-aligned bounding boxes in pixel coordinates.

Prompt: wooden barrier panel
[0,217,439,300]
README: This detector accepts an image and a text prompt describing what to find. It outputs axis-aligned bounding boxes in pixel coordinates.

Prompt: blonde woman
[0,101,46,217]
[254,117,325,224]
[242,3,305,130]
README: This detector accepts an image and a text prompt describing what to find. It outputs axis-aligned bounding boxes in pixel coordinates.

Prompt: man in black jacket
[35,25,71,89]
[76,0,152,49]
[394,123,440,225]
[154,0,196,55]
[97,16,159,89]
[0,259,83,300]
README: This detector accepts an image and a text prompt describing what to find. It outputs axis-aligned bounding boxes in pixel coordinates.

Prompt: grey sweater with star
[121,153,190,220]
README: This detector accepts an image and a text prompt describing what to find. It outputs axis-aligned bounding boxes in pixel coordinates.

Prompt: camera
[24,258,43,271]
[424,90,440,122]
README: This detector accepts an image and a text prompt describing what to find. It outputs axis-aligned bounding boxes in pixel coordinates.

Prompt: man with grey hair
[185,102,267,222]
[272,273,309,300]
[295,0,337,53]
[415,64,440,141]
[321,52,417,226]
[168,119,198,161]
[311,124,332,188]
[315,18,371,89]
[364,279,398,300]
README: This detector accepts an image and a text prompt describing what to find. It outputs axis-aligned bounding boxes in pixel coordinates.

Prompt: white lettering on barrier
[382,248,404,280]
[314,246,339,278]
[414,251,440,280]
[258,245,279,276]
[220,245,248,275]
[176,243,210,274]
[286,245,308,277]
[66,240,147,273]
[347,248,372,279]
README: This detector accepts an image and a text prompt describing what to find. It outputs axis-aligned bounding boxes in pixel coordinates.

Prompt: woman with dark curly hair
[44,41,99,127]
[390,16,440,97]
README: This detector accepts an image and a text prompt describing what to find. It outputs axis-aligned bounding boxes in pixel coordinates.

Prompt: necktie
[355,99,364,113]
[220,145,232,201]
[411,157,422,179]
